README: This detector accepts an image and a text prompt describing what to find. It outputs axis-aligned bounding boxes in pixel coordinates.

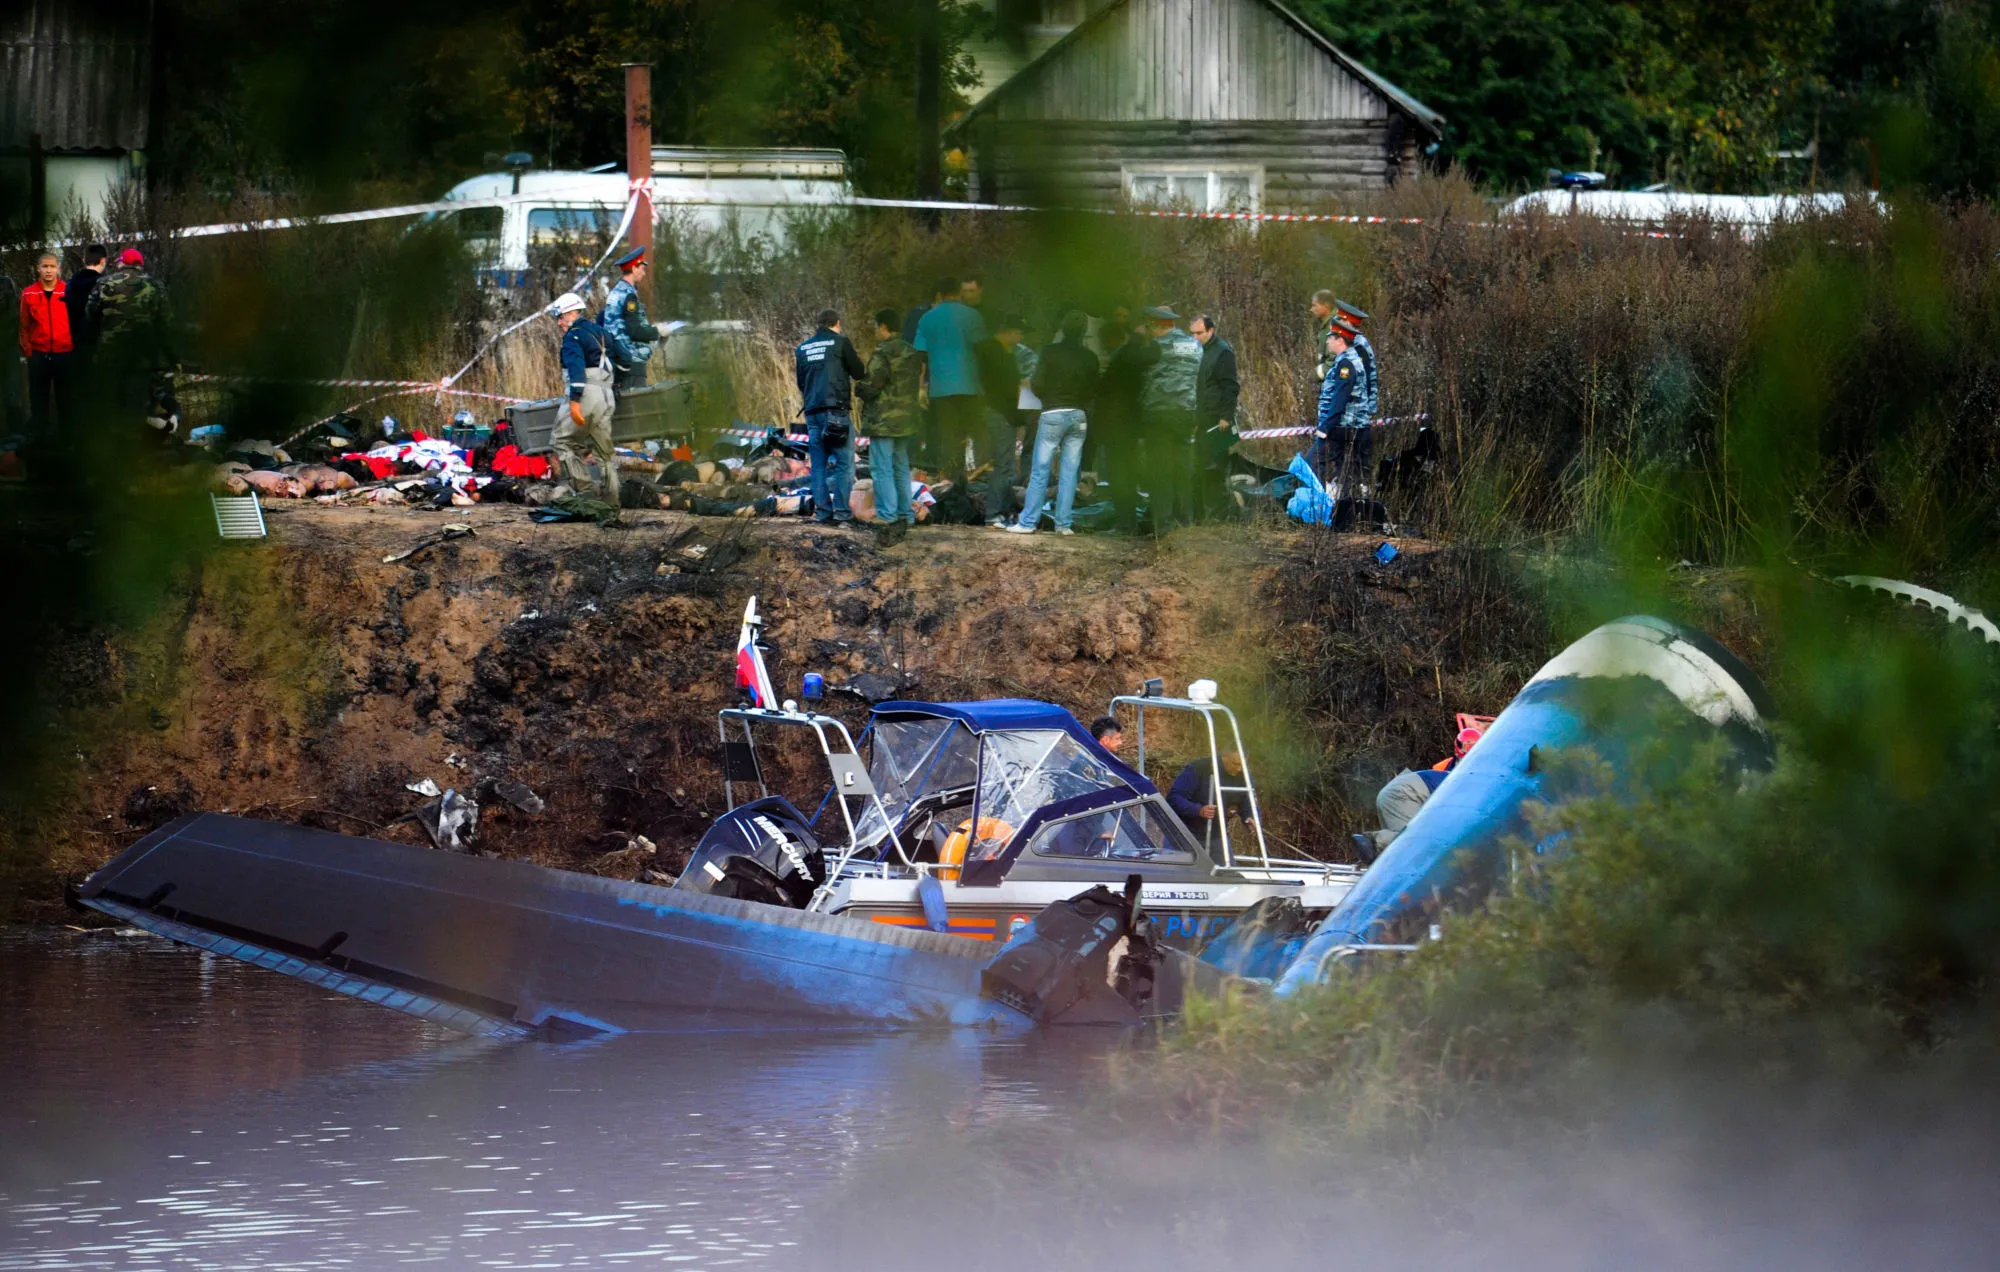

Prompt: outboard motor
[979,876,1230,1025]
[981,883,1135,1022]
[1275,616,1775,994]
[674,796,826,909]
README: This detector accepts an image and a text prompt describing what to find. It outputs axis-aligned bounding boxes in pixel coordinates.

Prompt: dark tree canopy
[1304,0,2000,196]
[145,0,2000,200]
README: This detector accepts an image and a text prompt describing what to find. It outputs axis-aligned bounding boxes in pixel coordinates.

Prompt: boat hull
[78,813,1019,1033]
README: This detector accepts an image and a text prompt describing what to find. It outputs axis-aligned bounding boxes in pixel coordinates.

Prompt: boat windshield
[854,717,980,845]
[964,730,1135,865]
[1026,800,1194,863]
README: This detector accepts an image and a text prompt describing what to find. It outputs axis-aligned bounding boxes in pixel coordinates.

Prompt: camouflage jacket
[88,267,168,358]
[599,278,658,374]
[1139,327,1201,416]
[855,336,923,437]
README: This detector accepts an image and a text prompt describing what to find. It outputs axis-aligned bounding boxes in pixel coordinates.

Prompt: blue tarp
[1285,453,1333,526]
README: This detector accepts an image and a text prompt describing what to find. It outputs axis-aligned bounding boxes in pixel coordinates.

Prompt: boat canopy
[871,700,1152,789]
[857,700,1157,853]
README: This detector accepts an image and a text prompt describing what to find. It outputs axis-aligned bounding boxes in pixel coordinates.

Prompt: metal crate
[506,397,564,455]
[611,379,697,444]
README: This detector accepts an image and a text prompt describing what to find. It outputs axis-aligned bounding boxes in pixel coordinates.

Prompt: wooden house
[952,0,1443,212]
[1,0,153,235]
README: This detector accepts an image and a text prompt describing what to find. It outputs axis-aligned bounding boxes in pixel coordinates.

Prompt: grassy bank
[1122,193,2000,1141]
[1137,583,2000,1140]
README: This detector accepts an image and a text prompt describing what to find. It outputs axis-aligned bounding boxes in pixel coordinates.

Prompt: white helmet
[546,291,587,318]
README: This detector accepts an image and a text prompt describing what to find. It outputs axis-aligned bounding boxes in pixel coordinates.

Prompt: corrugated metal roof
[1,0,153,152]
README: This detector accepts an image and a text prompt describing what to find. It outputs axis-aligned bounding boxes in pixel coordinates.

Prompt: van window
[449,206,503,246]
[527,206,615,244]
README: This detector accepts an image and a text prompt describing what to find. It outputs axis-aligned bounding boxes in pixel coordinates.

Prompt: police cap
[614,247,648,271]
[1333,299,1369,323]
[1328,317,1360,340]
[1141,305,1179,321]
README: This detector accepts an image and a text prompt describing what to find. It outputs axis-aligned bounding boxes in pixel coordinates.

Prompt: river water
[10,926,2000,1271]
[0,926,1116,1270]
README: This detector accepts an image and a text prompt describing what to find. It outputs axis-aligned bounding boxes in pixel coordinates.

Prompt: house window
[1125,167,1262,213]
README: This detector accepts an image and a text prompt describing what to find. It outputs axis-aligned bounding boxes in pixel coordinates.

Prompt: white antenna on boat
[736,596,780,710]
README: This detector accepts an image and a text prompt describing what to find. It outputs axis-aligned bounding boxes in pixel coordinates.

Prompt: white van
[1499,189,1874,237]
[433,147,852,285]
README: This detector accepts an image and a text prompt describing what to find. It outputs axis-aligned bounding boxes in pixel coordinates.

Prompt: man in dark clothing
[66,244,107,354]
[901,278,953,343]
[974,314,1027,528]
[1137,306,1200,533]
[1167,754,1253,852]
[89,247,174,438]
[1096,314,1154,532]
[1191,313,1239,520]
[794,307,868,525]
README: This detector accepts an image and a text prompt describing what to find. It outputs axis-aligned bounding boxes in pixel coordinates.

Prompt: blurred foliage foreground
[8,183,2000,1125]
[1130,207,2000,1141]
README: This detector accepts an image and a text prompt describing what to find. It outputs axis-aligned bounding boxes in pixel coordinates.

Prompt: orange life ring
[938,817,1014,881]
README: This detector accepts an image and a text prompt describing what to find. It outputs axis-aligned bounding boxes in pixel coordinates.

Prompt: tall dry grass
[26,173,2000,577]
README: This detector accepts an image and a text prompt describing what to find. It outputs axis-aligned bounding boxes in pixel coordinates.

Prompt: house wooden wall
[977,120,1402,209]
[966,0,1424,207]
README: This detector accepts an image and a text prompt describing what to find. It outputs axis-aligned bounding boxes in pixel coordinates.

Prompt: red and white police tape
[1235,412,1430,439]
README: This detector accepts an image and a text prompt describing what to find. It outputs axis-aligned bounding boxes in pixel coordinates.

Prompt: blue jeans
[868,435,914,523]
[806,411,855,521]
[1016,408,1088,530]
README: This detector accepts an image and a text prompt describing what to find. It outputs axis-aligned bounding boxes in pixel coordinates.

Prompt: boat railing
[1110,693,1275,872]
[1311,942,1421,980]
[716,705,902,909]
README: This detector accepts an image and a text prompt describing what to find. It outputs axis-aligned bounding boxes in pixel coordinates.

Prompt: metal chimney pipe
[623,63,654,307]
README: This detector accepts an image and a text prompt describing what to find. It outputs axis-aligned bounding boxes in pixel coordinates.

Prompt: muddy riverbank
[11,502,1677,916]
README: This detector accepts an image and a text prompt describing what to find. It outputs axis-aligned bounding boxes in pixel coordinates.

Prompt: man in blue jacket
[548,291,615,497]
[1167,753,1254,850]
[794,308,868,525]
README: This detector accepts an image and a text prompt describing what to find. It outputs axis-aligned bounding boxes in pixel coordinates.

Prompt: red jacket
[19,280,73,357]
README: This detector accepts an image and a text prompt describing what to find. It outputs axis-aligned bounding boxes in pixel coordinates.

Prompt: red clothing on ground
[490,444,551,480]
[19,281,73,356]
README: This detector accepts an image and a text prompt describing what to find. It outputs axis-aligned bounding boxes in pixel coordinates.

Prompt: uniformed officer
[599,247,660,390]
[1314,318,1370,496]
[1332,298,1379,427]
[547,291,616,498]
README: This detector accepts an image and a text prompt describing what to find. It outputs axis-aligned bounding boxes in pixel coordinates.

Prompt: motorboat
[699,679,1354,950]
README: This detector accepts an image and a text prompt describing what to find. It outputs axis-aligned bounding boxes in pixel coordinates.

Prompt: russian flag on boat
[736,597,778,708]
